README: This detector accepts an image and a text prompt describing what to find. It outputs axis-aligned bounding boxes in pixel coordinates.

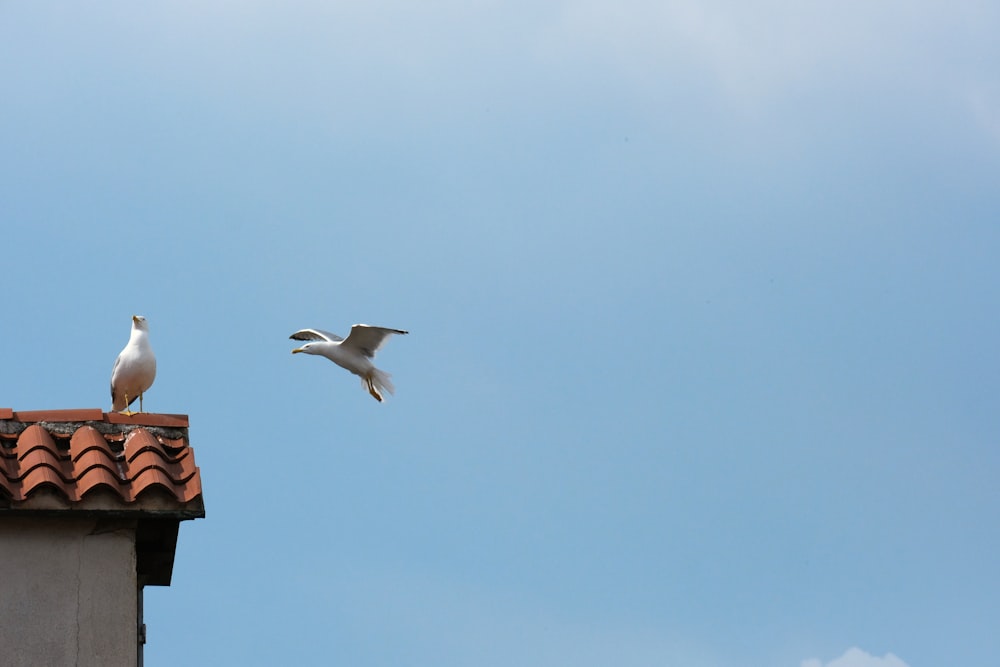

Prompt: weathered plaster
[0,518,137,667]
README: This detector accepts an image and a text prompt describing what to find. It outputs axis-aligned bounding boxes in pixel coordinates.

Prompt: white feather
[110,315,157,412]
[290,323,407,402]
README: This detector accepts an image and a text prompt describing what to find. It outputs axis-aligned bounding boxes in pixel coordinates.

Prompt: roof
[0,408,204,519]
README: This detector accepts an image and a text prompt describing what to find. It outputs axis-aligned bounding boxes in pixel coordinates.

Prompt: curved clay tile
[74,466,129,502]
[0,417,202,506]
[69,425,119,462]
[14,466,68,502]
[123,430,194,473]
[72,448,125,479]
[15,424,61,458]
[155,436,189,453]
[12,448,74,484]
[123,428,163,455]
[128,467,173,502]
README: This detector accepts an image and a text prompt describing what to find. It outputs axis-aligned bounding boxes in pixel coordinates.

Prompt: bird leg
[122,393,136,417]
[367,377,383,402]
[138,392,145,414]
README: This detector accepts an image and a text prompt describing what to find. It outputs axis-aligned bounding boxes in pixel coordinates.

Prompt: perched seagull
[110,315,157,416]
[290,324,408,402]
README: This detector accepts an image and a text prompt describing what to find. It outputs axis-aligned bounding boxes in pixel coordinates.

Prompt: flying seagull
[110,315,157,416]
[290,324,408,402]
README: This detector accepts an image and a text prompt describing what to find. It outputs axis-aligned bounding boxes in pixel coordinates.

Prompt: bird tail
[364,368,396,401]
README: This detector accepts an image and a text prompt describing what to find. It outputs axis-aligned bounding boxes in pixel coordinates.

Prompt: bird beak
[132,315,139,323]
[291,348,304,354]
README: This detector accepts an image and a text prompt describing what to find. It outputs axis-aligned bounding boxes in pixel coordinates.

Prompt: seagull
[290,324,408,402]
[110,315,157,416]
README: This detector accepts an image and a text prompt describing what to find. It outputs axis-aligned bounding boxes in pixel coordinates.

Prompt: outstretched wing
[341,324,408,358]
[289,328,344,343]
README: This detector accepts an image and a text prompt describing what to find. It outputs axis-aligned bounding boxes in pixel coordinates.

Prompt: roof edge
[0,489,205,519]
[2,409,189,428]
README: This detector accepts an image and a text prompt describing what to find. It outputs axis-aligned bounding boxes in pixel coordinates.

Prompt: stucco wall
[0,517,137,667]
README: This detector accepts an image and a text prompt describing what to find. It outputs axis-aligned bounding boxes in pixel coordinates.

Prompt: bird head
[132,315,149,331]
[291,343,312,355]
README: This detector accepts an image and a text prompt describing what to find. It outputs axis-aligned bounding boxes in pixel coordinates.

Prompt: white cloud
[802,647,910,667]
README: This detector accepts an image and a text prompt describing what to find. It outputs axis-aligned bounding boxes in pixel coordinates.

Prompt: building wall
[0,517,137,667]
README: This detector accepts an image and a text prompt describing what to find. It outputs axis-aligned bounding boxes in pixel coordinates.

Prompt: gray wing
[289,328,344,343]
[341,324,408,358]
[109,353,138,409]
[110,355,120,401]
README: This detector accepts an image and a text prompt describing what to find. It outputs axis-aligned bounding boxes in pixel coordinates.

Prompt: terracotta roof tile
[0,409,202,511]
[13,408,105,422]
[10,408,189,428]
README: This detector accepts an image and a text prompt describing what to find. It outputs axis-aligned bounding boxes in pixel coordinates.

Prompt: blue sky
[2,2,999,666]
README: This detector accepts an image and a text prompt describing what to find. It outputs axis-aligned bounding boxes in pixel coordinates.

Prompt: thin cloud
[336,567,728,667]
[969,83,1000,147]
[801,647,910,667]
[546,0,999,107]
